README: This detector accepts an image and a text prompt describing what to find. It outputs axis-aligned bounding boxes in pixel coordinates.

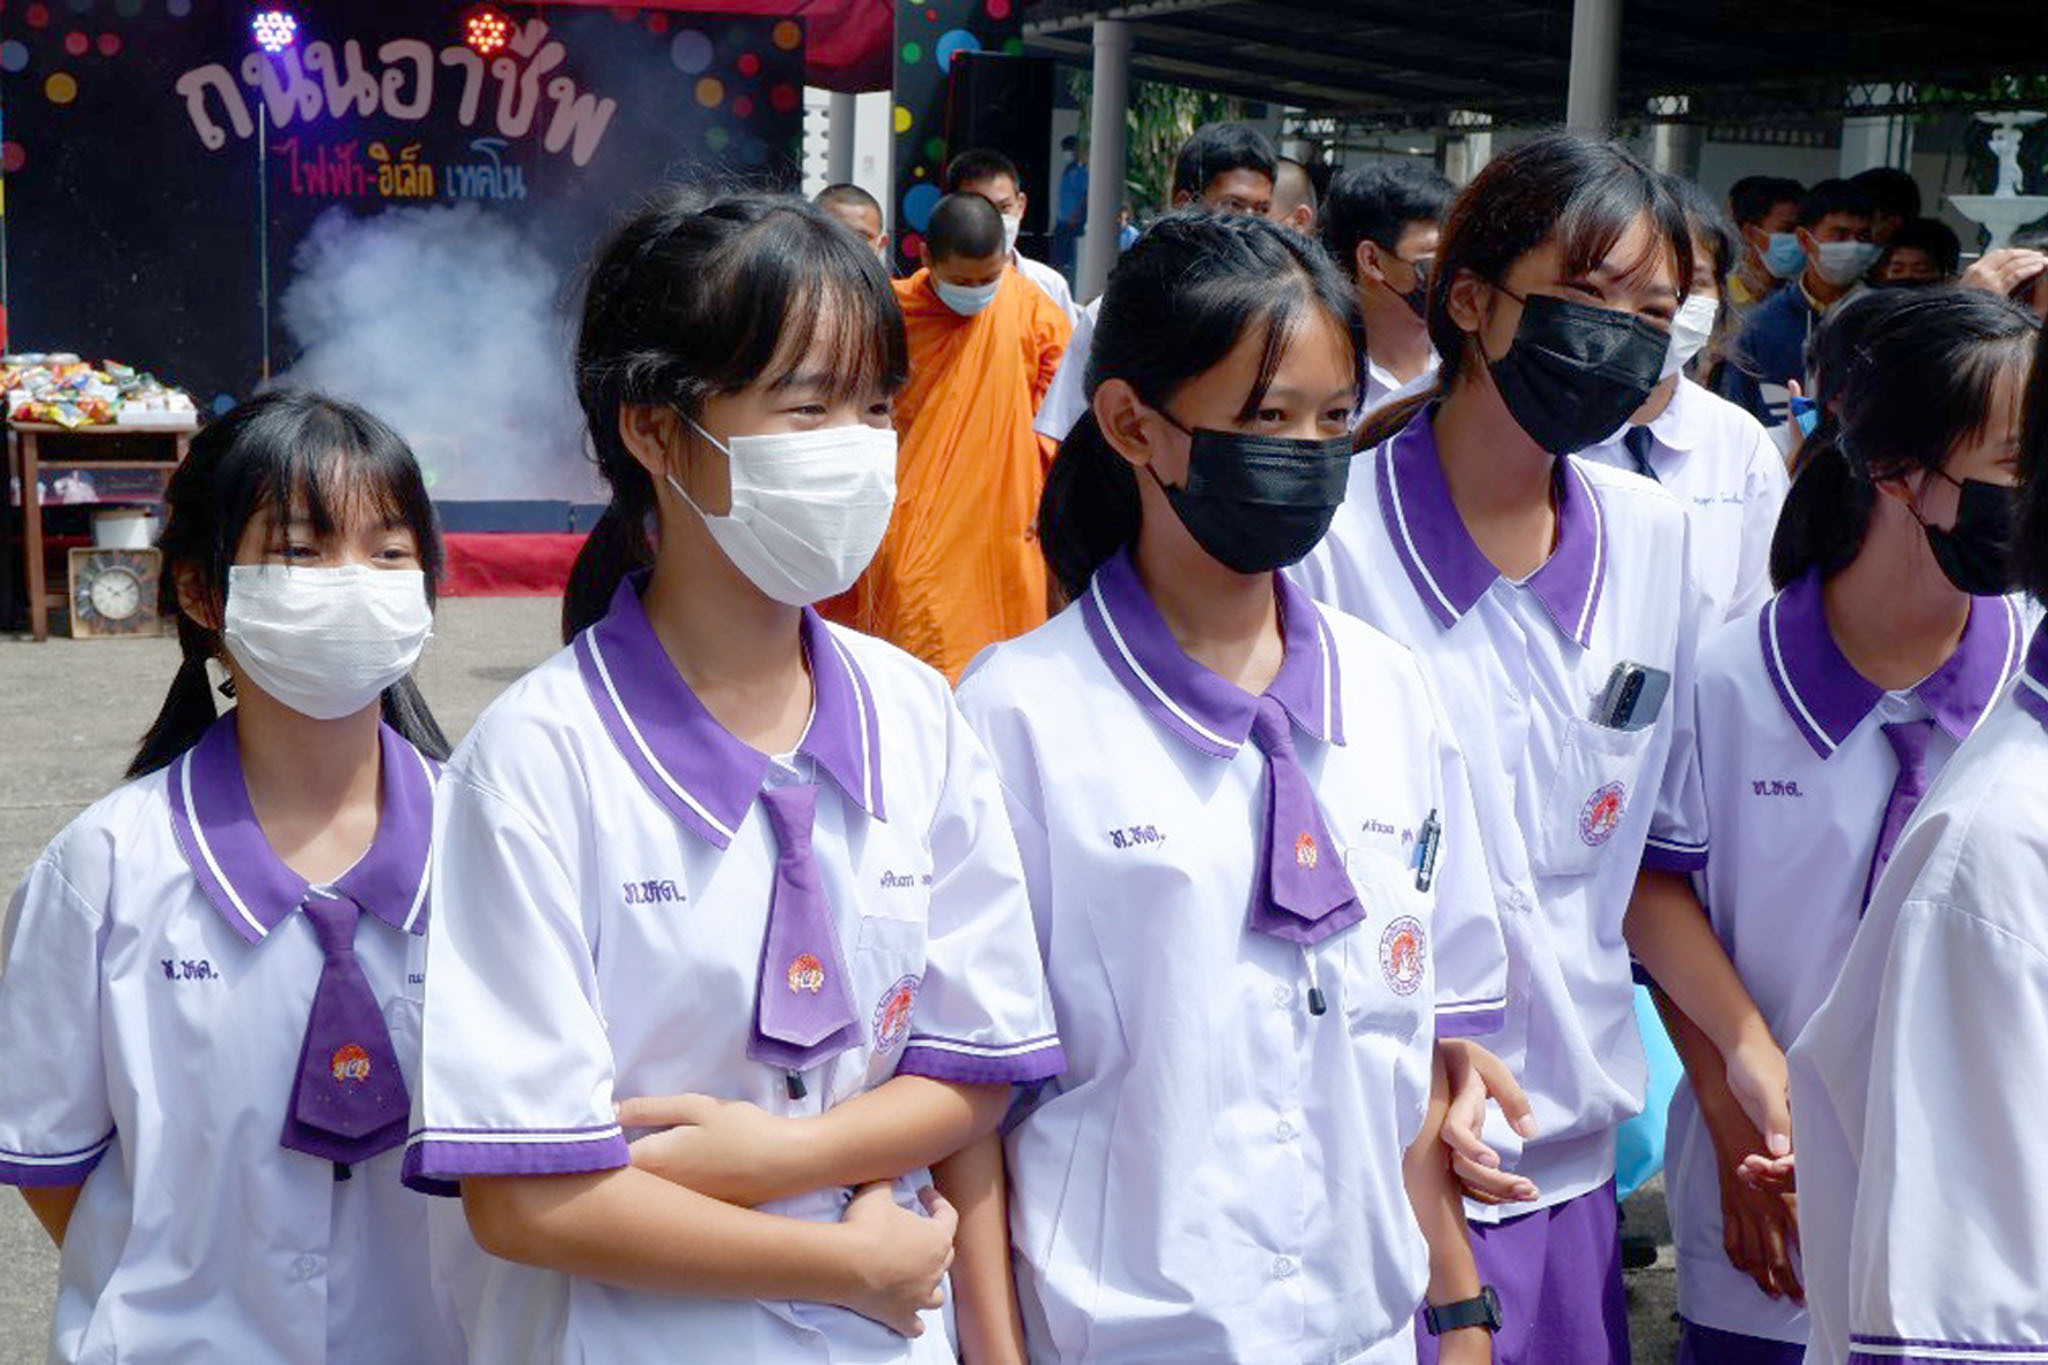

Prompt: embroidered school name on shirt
[1106,823,1166,850]
[159,958,219,982]
[622,879,683,905]
[879,871,934,889]
[1751,779,1805,797]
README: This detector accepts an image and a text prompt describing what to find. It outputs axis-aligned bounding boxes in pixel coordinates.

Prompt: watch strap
[1423,1285,1502,1335]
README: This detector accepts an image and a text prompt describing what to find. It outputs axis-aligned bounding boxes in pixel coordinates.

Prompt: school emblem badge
[1294,832,1319,870]
[330,1043,372,1084]
[786,954,826,994]
[1579,781,1627,847]
[873,975,920,1052]
[1380,917,1426,996]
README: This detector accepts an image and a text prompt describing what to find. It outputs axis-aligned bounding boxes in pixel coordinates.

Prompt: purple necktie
[748,785,862,1098]
[1863,719,1936,909]
[1246,697,1365,948]
[280,893,410,1166]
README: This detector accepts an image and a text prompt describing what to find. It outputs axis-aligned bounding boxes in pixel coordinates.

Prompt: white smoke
[274,203,598,504]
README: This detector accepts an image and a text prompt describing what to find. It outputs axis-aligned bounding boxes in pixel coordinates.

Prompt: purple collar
[1079,547,1344,759]
[167,715,436,945]
[1375,407,1608,647]
[1761,571,2026,758]
[574,573,885,849]
[2016,619,2048,733]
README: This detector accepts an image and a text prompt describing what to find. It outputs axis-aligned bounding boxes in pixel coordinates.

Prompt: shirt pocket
[854,914,929,1063]
[1338,861,1430,1041]
[1532,717,1656,879]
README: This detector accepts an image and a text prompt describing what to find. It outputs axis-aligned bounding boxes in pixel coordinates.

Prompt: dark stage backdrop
[1,2,804,423]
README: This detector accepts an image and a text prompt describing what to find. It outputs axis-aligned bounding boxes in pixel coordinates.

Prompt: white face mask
[671,418,898,606]
[222,565,432,721]
[1001,212,1023,255]
[1813,239,1881,286]
[933,276,1001,317]
[1662,292,1719,379]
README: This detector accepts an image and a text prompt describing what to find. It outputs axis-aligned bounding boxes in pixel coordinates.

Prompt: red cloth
[442,533,582,597]
[545,0,892,90]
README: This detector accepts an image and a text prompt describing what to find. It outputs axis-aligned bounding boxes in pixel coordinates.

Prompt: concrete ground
[0,596,1680,1361]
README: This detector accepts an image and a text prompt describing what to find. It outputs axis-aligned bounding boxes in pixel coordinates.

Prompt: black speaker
[943,53,1056,241]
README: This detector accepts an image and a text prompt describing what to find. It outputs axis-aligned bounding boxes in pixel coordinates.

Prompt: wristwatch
[1423,1285,1503,1335]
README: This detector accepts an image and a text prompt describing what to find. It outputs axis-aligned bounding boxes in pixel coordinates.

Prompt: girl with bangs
[956,208,1509,1364]
[1297,132,1789,1363]
[0,391,460,1363]
[408,191,1061,1364]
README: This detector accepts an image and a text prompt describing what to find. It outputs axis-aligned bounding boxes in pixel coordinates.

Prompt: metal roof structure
[1019,0,2048,130]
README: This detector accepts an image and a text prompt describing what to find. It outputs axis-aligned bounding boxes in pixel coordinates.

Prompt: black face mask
[1483,291,1669,456]
[1149,416,1353,574]
[1396,255,1433,320]
[1920,474,2017,596]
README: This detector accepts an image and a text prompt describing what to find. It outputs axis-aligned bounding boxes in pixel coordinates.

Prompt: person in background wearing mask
[1848,165,1922,251]
[1035,121,1282,444]
[1274,156,1320,235]
[1716,179,1878,428]
[1322,160,1454,425]
[1116,202,1140,253]
[1876,216,1962,286]
[823,192,1071,681]
[945,147,1079,325]
[1723,176,1805,320]
[817,183,891,268]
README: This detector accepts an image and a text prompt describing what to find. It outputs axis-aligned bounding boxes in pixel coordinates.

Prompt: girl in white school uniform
[0,392,461,1363]
[1652,290,2042,1365]
[1295,133,1792,1364]
[955,210,1509,1365]
[1582,176,1789,630]
[406,192,1063,1365]
[1786,307,2048,1365]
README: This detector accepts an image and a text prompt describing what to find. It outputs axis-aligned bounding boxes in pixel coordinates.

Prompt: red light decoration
[465,7,512,56]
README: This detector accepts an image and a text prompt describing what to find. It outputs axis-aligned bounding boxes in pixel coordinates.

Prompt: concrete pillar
[1077,18,1130,305]
[1840,86,1914,175]
[827,91,857,186]
[1565,0,1622,136]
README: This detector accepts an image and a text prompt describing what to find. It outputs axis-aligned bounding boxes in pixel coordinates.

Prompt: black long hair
[1357,131,1692,451]
[1769,287,2038,589]
[1037,210,1356,601]
[562,190,908,641]
[128,390,449,779]
[2018,316,2048,607]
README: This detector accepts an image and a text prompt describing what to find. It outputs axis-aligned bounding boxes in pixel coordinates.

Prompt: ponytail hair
[563,188,908,641]
[128,390,450,778]
[1770,286,2038,589]
[1037,209,1355,599]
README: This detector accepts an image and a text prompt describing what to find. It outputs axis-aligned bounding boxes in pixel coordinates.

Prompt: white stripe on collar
[179,754,270,940]
[586,628,738,843]
[1087,574,1239,753]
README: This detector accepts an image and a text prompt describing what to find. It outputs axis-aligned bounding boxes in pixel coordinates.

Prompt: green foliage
[1068,69,1242,212]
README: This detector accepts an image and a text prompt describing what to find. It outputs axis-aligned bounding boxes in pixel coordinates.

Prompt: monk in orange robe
[825,191,1071,680]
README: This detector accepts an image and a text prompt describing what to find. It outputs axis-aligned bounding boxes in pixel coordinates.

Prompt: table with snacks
[5,354,197,641]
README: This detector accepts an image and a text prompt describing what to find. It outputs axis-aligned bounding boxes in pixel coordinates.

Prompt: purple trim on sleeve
[402,1124,629,1192]
[1433,1001,1505,1039]
[896,1036,1066,1085]
[1850,1336,2048,1364]
[1643,838,1709,874]
[0,1132,112,1188]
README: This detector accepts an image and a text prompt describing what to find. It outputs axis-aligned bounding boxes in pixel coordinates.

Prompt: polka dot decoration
[736,52,760,78]
[986,0,1012,16]
[24,5,49,29]
[901,41,922,65]
[0,41,28,73]
[903,182,942,232]
[768,83,797,115]
[211,394,235,417]
[44,70,75,104]
[772,20,802,50]
[95,32,119,57]
[694,77,724,109]
[63,30,87,57]
[893,105,913,134]
[1,142,24,173]
[934,28,980,72]
[644,13,667,35]
[669,29,712,74]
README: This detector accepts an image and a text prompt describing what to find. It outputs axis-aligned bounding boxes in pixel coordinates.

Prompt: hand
[1960,247,2047,298]
[1783,379,1807,464]
[834,1182,958,1337]
[1706,1111,1802,1302]
[1438,1039,1540,1205]
[619,1093,808,1207]
[1434,1327,1494,1365]
[1737,1150,1797,1195]
[1720,1031,1792,1166]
